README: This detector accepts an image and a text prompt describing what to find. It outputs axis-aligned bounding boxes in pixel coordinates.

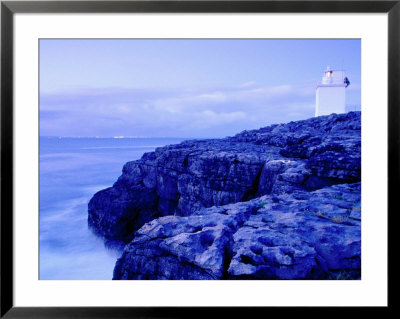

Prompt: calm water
[39,137,186,279]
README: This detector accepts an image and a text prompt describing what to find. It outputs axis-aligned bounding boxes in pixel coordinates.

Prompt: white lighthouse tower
[315,66,349,117]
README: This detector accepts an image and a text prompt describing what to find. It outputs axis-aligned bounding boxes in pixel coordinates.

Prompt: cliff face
[88,112,361,279]
[113,182,361,280]
[88,112,361,244]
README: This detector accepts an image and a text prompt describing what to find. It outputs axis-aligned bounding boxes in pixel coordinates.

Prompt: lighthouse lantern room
[315,66,350,117]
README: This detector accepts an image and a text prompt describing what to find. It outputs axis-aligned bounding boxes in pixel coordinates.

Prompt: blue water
[39,137,186,280]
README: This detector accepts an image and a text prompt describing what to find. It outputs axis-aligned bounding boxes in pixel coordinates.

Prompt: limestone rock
[113,182,361,280]
[88,112,361,244]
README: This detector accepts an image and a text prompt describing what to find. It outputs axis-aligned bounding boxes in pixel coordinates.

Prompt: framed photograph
[1,0,396,317]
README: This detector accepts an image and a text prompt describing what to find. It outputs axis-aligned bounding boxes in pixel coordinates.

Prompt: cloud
[40,83,316,138]
[187,110,247,130]
[239,81,257,88]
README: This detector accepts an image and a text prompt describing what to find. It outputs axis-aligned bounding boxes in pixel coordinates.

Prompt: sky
[40,39,361,138]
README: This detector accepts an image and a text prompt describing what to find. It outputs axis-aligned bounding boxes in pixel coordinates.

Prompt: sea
[39,137,186,280]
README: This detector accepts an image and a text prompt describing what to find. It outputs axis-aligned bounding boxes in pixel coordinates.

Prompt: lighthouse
[315,66,350,117]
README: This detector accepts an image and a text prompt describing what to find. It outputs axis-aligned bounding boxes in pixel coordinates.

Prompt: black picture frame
[1,0,396,317]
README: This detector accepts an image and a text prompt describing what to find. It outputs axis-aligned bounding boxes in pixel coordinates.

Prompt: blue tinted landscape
[40,39,361,280]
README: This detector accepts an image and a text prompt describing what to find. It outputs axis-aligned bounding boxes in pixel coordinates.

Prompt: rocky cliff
[88,112,361,279]
[113,182,361,280]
